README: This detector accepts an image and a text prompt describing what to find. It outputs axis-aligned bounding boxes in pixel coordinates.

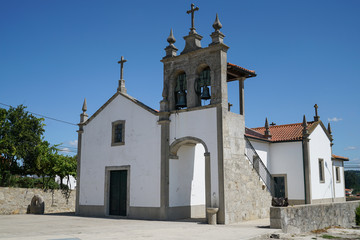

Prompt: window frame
[111,120,125,146]
[335,166,341,183]
[319,158,325,183]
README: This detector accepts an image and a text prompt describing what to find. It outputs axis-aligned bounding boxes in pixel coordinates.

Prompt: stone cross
[118,56,127,80]
[314,104,320,121]
[186,3,199,33]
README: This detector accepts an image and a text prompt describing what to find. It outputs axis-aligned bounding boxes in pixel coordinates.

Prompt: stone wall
[0,187,75,215]
[222,111,272,224]
[270,200,360,233]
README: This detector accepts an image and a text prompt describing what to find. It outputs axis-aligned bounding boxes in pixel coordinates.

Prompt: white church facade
[76,5,347,224]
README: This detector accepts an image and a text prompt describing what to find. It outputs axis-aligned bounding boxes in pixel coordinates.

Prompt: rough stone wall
[270,200,360,233]
[222,111,272,224]
[0,187,75,215]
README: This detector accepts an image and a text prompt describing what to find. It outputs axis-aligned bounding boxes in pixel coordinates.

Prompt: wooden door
[109,170,127,216]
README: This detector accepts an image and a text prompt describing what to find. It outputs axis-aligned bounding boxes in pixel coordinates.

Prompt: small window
[319,159,325,183]
[336,167,340,183]
[112,120,125,146]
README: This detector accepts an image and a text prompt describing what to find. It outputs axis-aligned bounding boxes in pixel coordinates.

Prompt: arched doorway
[168,137,211,221]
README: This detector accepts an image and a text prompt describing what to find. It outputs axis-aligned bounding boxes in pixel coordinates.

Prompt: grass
[321,234,340,239]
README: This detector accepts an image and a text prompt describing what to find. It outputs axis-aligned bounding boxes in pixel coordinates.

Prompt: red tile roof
[227,62,256,80]
[227,63,256,74]
[245,122,316,142]
[332,154,349,161]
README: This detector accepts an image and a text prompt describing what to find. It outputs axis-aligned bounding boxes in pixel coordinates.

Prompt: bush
[5,176,60,190]
[355,204,360,225]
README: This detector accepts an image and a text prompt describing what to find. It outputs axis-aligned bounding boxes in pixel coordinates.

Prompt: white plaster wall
[249,140,270,168]
[55,175,76,190]
[269,142,304,200]
[309,125,333,200]
[79,94,161,207]
[333,160,345,199]
[169,144,205,207]
[169,107,218,206]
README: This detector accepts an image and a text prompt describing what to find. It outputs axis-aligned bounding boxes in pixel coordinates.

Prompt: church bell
[201,86,211,100]
[176,90,187,108]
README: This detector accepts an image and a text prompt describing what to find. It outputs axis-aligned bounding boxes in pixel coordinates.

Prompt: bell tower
[160,5,229,112]
[158,5,266,225]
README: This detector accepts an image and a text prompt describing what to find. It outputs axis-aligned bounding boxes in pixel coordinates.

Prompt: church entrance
[109,170,127,216]
[169,143,206,219]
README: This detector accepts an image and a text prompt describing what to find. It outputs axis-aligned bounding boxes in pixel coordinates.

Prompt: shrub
[355,204,360,225]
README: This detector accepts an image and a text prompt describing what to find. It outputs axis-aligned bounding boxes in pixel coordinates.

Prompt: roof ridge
[252,121,315,130]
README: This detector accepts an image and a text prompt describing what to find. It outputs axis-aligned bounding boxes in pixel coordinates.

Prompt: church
[75,5,347,224]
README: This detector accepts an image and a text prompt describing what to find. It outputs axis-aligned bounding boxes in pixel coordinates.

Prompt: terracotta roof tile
[246,122,316,142]
[227,62,256,74]
[332,154,349,161]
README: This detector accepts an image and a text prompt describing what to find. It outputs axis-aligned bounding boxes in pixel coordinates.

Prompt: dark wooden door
[109,170,127,216]
[274,176,285,198]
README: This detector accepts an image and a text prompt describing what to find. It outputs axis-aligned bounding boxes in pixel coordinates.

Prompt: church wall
[248,139,270,168]
[79,94,161,209]
[169,144,205,207]
[269,141,304,201]
[333,160,345,200]
[309,125,333,201]
[223,111,272,223]
[169,107,219,207]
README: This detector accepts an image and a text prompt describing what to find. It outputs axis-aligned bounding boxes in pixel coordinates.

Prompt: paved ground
[0,213,279,240]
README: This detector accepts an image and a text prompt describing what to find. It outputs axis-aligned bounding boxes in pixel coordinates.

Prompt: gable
[83,92,158,126]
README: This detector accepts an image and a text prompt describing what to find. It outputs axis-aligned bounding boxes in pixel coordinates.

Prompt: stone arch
[168,136,211,219]
[169,136,209,159]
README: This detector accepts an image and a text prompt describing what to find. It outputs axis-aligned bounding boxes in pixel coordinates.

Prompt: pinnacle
[167,29,176,45]
[82,98,87,112]
[212,13,222,32]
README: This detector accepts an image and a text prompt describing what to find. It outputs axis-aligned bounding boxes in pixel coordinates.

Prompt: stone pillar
[76,99,88,215]
[302,115,312,204]
[158,111,171,220]
[239,78,245,115]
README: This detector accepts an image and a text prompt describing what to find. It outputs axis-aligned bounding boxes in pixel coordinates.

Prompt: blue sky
[1,1,359,166]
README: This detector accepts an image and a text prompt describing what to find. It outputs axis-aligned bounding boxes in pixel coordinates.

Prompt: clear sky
[1,1,359,166]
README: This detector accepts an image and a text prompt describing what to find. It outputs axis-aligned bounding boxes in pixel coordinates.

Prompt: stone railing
[0,187,75,215]
[270,200,360,233]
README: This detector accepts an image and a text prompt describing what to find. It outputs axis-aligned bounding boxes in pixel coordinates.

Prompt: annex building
[75,5,347,224]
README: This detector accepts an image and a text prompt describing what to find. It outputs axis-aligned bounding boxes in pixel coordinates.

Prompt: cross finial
[314,104,320,121]
[186,3,199,34]
[118,56,127,80]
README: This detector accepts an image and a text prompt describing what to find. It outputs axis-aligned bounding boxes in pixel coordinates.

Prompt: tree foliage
[0,105,44,185]
[345,170,360,193]
[0,105,77,189]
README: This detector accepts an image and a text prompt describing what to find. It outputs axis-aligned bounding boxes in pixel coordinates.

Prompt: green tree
[0,105,45,186]
[53,154,77,189]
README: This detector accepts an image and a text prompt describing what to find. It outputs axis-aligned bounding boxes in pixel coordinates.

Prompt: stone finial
[117,56,127,93]
[167,29,176,45]
[186,3,199,34]
[264,117,272,139]
[209,14,225,46]
[80,98,88,124]
[212,13,222,32]
[328,122,334,145]
[314,104,320,121]
[164,29,178,58]
[302,115,309,136]
[82,98,87,112]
